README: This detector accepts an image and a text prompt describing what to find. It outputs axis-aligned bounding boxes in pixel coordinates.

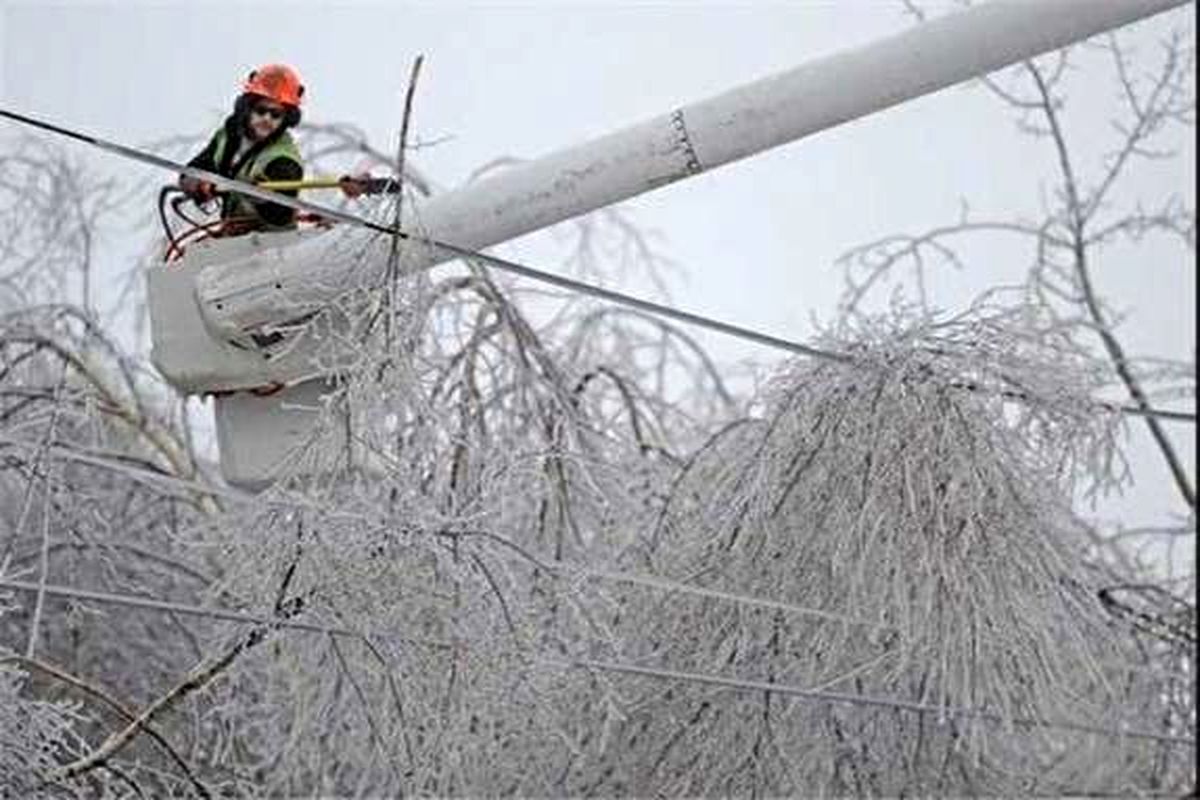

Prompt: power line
[2,578,1192,748]
[553,561,892,631]
[1,556,887,645]
[544,657,1195,747]
[0,578,354,637]
[1,107,1193,425]
[0,536,1187,668]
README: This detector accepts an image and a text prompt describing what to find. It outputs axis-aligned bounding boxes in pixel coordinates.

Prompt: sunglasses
[250,104,286,120]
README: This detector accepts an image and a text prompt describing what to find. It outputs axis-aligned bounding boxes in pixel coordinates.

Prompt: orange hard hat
[243,64,304,108]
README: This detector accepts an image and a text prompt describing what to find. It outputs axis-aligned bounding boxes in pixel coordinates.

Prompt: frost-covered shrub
[597,309,1183,796]
[0,665,90,799]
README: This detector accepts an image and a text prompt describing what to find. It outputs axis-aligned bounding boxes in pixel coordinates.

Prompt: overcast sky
[1,1,1194,545]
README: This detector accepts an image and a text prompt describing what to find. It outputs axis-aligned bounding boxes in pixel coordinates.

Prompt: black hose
[158,186,185,261]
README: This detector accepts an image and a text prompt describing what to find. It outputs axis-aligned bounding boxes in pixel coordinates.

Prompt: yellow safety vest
[211,129,303,230]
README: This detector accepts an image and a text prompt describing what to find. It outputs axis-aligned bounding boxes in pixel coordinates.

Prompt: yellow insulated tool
[256,177,342,191]
[257,176,399,193]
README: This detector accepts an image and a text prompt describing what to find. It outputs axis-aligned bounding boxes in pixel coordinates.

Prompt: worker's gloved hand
[179,176,216,203]
[338,174,370,199]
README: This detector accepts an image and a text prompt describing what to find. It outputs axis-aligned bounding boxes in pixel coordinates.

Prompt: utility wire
[1,578,1190,748]
[552,561,892,631]
[0,578,355,637]
[1,555,887,645]
[1,107,1193,424]
[543,657,1196,747]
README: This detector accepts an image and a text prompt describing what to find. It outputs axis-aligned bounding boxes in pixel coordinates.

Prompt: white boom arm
[143,0,1186,489]
[194,0,1186,350]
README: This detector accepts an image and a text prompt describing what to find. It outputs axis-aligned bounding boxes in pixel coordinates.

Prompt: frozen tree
[837,0,1195,703]
[840,10,1195,521]
[1,12,1195,797]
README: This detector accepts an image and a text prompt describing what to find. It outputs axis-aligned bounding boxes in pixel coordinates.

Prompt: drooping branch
[1025,57,1194,510]
[1,655,210,798]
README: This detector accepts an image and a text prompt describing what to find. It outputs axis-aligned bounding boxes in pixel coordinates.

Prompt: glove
[180,175,216,203]
[338,174,370,199]
[338,174,399,197]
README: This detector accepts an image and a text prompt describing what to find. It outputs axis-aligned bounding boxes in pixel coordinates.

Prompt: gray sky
[1,1,1194,543]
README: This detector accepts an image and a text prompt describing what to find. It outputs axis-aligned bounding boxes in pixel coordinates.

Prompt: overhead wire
[0,107,1194,424]
[0,578,356,638]
[0,554,892,643]
[553,560,892,630]
[543,657,1196,747]
[1,577,1191,747]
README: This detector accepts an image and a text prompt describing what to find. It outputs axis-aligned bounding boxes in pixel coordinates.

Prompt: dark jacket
[187,113,303,229]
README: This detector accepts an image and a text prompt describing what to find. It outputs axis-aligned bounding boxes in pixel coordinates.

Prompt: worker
[179,64,308,233]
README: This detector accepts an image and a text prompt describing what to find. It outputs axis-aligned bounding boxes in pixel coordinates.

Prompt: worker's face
[247,100,287,140]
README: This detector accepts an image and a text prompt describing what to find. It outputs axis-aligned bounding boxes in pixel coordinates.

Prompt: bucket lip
[147,226,344,396]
